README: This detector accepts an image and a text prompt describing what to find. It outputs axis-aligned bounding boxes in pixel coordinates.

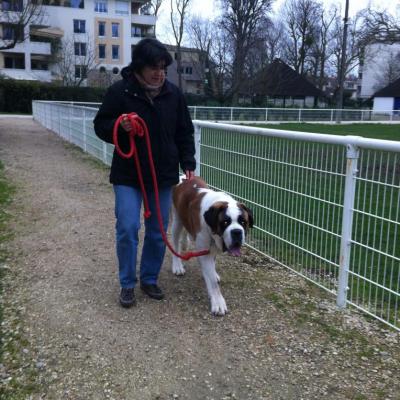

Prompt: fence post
[330,109,334,122]
[298,109,302,122]
[265,108,268,121]
[103,142,108,164]
[230,107,233,121]
[83,109,87,152]
[194,123,201,177]
[336,142,359,309]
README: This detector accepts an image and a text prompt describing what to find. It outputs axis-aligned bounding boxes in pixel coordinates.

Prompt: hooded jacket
[93,67,196,189]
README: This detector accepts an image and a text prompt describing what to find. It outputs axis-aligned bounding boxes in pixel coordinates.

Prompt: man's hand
[185,170,194,180]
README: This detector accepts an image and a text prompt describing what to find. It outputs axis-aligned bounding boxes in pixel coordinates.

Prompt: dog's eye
[238,216,245,226]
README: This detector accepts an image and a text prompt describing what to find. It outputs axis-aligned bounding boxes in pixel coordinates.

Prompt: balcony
[0,68,52,82]
[131,14,156,26]
[30,41,52,55]
[1,41,51,56]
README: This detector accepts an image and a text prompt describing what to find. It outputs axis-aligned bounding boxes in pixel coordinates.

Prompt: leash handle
[112,113,209,260]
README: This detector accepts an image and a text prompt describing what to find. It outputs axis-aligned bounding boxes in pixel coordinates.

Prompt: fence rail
[57,102,400,124]
[32,100,400,331]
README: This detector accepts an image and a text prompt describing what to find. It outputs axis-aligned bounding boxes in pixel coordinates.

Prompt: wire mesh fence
[196,122,400,331]
[189,106,400,123]
[54,102,400,123]
[32,101,400,331]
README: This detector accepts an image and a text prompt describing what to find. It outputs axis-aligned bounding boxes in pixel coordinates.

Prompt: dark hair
[130,38,173,72]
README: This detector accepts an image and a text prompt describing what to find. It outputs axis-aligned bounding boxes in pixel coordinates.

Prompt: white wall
[360,43,400,98]
[373,97,394,113]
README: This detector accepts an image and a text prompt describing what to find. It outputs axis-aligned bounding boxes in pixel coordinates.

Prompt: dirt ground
[0,117,399,400]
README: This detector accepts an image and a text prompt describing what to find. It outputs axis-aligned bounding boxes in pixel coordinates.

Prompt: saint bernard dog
[171,176,253,315]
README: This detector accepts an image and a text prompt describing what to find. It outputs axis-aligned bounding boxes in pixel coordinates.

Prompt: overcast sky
[156,0,400,43]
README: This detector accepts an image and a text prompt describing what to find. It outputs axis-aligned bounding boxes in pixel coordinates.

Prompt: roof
[254,59,324,98]
[373,77,400,97]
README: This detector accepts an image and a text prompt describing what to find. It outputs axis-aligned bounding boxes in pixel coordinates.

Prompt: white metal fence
[189,106,400,123]
[32,100,400,331]
[53,102,400,124]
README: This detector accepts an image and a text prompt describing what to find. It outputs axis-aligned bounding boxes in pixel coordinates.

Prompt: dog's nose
[231,229,243,243]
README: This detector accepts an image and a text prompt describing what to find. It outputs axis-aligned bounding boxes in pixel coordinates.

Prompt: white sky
[157,0,400,43]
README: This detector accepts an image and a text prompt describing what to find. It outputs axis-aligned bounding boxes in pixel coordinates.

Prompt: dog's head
[204,201,253,256]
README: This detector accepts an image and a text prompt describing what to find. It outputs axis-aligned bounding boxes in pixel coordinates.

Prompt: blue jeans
[113,185,172,288]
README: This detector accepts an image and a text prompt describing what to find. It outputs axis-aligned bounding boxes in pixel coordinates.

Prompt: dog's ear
[204,202,227,233]
[239,203,254,228]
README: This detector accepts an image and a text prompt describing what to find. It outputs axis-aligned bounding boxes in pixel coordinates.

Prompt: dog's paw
[210,295,228,316]
[172,261,186,276]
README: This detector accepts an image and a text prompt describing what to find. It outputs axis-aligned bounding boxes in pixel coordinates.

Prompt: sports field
[253,123,400,141]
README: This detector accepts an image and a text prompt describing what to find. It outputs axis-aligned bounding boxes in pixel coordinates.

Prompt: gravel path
[0,117,399,400]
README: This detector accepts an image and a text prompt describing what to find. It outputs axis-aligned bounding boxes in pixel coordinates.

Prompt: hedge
[0,78,106,114]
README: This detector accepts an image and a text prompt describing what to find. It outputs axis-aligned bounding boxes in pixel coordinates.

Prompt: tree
[0,0,44,50]
[148,0,164,16]
[329,10,364,100]
[280,0,322,75]
[140,0,164,35]
[54,34,98,87]
[308,4,338,90]
[357,8,400,45]
[170,0,191,90]
[373,51,400,91]
[219,0,273,104]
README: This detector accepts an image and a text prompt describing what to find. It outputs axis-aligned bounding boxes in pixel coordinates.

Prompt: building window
[74,42,87,56]
[112,45,119,60]
[185,67,193,74]
[111,23,119,38]
[4,55,25,69]
[98,44,106,59]
[73,19,86,33]
[115,0,129,15]
[70,0,84,8]
[131,25,141,37]
[98,21,106,37]
[75,65,87,79]
[94,0,107,12]
[40,0,84,8]
[2,0,23,11]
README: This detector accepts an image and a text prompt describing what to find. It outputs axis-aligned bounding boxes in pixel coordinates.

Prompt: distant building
[372,76,400,113]
[244,58,326,107]
[164,45,205,96]
[358,41,400,99]
[0,0,156,85]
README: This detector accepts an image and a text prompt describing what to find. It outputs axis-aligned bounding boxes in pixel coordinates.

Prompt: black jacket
[93,67,196,188]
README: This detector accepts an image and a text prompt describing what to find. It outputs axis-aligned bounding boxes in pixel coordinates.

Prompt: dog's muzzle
[227,229,243,257]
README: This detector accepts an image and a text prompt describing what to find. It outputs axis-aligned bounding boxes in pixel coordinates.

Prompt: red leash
[113,112,209,261]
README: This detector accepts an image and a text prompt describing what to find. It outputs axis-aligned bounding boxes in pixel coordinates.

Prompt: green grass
[0,161,39,399]
[252,123,400,141]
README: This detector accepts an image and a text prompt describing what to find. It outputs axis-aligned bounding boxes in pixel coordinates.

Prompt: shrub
[0,78,106,114]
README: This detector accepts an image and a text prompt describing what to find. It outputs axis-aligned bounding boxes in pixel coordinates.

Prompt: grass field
[252,123,400,141]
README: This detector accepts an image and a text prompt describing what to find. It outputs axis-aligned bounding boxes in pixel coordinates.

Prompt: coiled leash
[113,112,209,261]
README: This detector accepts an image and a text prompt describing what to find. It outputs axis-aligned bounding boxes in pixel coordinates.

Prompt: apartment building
[0,0,156,84]
[165,44,205,96]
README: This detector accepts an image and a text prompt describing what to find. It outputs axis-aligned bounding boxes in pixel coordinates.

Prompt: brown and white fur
[171,176,253,315]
